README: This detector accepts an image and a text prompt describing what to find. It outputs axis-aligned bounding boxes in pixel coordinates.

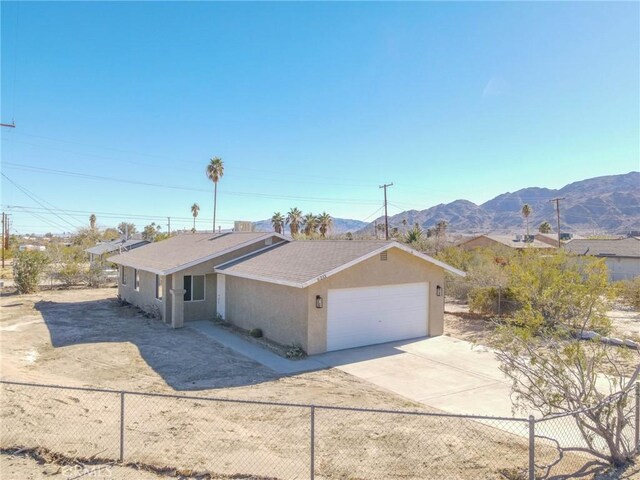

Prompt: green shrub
[469,286,518,316]
[13,250,49,294]
[56,261,84,287]
[250,328,263,338]
[285,344,306,359]
[615,278,640,309]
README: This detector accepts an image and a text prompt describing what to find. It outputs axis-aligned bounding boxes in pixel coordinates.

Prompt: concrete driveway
[314,336,517,418]
[189,322,517,418]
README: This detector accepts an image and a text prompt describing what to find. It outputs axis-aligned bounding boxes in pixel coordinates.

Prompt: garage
[326,282,429,352]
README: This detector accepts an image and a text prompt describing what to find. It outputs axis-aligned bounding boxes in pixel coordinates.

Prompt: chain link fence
[1,380,638,479]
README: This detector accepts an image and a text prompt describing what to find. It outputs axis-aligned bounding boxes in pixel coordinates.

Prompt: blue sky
[1,1,638,234]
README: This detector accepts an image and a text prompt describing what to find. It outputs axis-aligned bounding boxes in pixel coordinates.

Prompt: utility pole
[550,197,565,248]
[167,217,171,237]
[379,182,393,240]
[2,212,5,269]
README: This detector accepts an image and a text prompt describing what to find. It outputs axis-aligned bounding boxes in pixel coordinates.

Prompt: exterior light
[315,295,323,309]
[436,285,443,297]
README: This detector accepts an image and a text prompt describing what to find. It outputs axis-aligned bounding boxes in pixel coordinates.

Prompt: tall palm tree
[286,207,303,236]
[89,214,96,230]
[303,213,319,236]
[271,212,285,234]
[205,157,224,232]
[191,203,200,232]
[521,204,532,237]
[318,212,333,238]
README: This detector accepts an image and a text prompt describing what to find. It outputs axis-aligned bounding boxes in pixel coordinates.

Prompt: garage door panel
[327,282,428,352]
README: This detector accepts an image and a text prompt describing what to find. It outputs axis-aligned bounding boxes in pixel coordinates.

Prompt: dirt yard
[0,288,603,479]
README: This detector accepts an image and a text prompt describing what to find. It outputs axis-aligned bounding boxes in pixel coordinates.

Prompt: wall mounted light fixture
[316,295,323,308]
[436,285,443,297]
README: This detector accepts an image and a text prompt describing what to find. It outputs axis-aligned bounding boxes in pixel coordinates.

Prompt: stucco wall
[117,266,165,319]
[306,248,446,355]
[224,275,309,350]
[605,257,640,281]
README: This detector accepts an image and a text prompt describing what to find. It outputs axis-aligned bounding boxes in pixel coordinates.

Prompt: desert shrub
[285,343,306,359]
[468,286,518,316]
[13,250,49,294]
[56,261,85,287]
[84,263,108,288]
[250,328,263,338]
[615,278,640,309]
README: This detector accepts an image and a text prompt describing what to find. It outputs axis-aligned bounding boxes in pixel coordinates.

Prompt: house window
[155,275,163,300]
[121,267,127,285]
[184,275,205,301]
[134,269,140,291]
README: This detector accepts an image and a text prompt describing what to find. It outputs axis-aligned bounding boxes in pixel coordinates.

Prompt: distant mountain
[356,172,640,235]
[253,217,368,235]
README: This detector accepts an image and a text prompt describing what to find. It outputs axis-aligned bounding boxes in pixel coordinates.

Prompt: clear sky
[1,1,638,234]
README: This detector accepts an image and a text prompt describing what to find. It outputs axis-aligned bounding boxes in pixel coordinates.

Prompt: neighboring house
[458,234,555,251]
[564,237,640,281]
[18,244,46,252]
[109,232,464,355]
[533,233,581,247]
[86,238,150,264]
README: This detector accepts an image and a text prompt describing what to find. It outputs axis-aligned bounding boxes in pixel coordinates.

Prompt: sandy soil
[0,288,598,479]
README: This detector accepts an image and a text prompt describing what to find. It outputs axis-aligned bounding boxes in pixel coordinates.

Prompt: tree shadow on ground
[36,297,280,391]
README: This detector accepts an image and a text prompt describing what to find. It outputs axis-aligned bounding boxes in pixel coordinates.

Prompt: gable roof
[108,232,286,275]
[215,240,465,288]
[460,234,555,249]
[86,238,150,256]
[564,237,640,258]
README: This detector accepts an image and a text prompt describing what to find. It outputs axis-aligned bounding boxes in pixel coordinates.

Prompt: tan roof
[461,234,555,249]
[564,237,640,258]
[108,232,280,274]
[216,240,465,288]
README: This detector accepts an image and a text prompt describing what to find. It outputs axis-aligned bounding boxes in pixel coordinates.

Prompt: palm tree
[318,212,333,238]
[271,212,285,234]
[191,203,200,232]
[286,207,303,236]
[89,214,96,230]
[205,157,224,232]
[539,221,552,234]
[303,213,318,236]
[521,204,532,237]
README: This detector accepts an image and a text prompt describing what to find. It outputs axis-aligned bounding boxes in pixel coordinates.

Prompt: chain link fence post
[310,406,315,480]
[528,415,535,480]
[635,382,639,453]
[120,391,125,462]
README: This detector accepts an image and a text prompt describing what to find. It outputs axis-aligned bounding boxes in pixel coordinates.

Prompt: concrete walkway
[188,321,326,374]
[189,321,516,417]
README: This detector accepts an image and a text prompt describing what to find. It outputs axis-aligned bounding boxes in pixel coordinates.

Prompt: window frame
[121,266,127,285]
[155,274,163,301]
[134,269,140,291]
[183,274,205,302]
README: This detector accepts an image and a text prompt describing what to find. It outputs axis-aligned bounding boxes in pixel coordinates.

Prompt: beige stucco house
[109,232,464,355]
[564,237,640,281]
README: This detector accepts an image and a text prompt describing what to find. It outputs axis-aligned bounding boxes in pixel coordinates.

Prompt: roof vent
[380,251,388,261]
[265,238,273,246]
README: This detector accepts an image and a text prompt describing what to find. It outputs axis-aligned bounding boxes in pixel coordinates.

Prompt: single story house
[564,237,640,281]
[458,234,555,251]
[109,232,464,355]
[86,238,150,264]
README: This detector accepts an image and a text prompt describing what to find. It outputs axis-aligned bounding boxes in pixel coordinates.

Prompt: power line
[1,174,83,230]
[2,162,381,206]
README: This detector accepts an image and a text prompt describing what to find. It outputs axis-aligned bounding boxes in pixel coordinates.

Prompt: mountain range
[254,172,640,236]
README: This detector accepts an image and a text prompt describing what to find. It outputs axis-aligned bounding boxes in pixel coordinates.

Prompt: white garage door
[327,282,428,352]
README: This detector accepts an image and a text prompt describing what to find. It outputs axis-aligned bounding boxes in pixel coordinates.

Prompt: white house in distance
[564,237,640,281]
[108,232,465,355]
